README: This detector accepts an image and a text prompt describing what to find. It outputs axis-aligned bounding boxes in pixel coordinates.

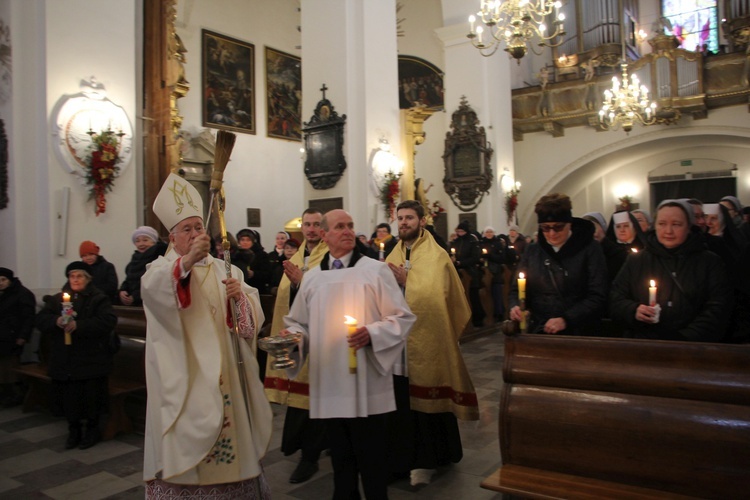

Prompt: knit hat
[0,267,14,280]
[236,228,254,241]
[456,220,471,232]
[582,212,607,231]
[79,240,100,257]
[657,199,695,227]
[284,237,301,249]
[131,226,159,244]
[152,173,204,231]
[508,224,520,232]
[483,226,496,234]
[720,195,742,212]
[65,261,93,278]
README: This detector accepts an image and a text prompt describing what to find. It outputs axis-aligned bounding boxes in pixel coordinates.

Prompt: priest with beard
[386,200,479,486]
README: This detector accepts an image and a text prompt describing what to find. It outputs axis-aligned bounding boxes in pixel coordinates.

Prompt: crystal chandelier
[466,0,566,61]
[598,62,657,133]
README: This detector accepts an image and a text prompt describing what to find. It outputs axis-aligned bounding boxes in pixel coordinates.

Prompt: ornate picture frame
[202,30,255,135]
[302,85,347,190]
[398,55,444,110]
[443,96,493,211]
[265,47,302,141]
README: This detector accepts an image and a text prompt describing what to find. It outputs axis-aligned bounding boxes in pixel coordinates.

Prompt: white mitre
[153,173,204,230]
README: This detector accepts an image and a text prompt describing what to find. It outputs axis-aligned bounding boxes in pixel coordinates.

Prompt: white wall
[175,0,304,247]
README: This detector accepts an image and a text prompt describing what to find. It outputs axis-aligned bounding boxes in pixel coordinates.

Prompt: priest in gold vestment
[386,200,479,486]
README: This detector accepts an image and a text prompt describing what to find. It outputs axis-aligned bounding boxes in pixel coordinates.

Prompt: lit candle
[379,242,385,261]
[62,293,72,345]
[451,247,456,256]
[344,316,358,374]
[518,272,527,300]
[482,248,488,267]
[631,248,638,253]
[649,280,657,306]
[63,293,70,303]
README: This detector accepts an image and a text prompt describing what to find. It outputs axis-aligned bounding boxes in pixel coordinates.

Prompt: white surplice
[284,255,415,419]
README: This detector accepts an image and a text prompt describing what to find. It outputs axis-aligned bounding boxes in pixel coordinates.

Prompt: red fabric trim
[263,376,310,396]
[173,257,191,309]
[409,384,478,407]
[226,301,233,329]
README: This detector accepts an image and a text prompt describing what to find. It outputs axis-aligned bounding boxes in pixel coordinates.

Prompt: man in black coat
[509,193,609,336]
[0,267,36,406]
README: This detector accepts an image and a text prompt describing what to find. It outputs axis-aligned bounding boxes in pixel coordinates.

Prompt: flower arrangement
[505,186,520,225]
[84,129,122,216]
[430,200,446,219]
[380,171,402,220]
[618,195,633,211]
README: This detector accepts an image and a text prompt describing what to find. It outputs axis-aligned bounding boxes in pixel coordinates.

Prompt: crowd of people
[2,177,749,498]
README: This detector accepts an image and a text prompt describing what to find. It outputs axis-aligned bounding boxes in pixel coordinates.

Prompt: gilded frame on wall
[265,47,302,141]
[303,86,347,190]
[202,29,255,135]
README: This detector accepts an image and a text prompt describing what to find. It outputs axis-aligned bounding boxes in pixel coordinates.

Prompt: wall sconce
[371,138,403,177]
[500,169,515,192]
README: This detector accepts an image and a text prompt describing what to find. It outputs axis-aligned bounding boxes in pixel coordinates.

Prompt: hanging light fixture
[598,62,657,133]
[466,0,566,62]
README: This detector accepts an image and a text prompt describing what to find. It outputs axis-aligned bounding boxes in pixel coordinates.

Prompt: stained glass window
[662,0,718,53]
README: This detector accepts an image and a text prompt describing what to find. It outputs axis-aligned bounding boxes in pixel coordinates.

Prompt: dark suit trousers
[326,413,389,500]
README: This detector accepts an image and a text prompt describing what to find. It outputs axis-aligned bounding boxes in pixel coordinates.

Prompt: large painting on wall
[265,47,302,141]
[398,55,444,110]
[202,30,255,135]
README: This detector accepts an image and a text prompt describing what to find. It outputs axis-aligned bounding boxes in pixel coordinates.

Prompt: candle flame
[344,315,358,325]
[63,293,70,299]
[649,280,656,287]
[519,272,525,279]
[631,248,638,253]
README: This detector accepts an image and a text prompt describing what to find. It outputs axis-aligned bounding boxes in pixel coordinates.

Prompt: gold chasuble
[387,230,479,420]
[264,241,328,408]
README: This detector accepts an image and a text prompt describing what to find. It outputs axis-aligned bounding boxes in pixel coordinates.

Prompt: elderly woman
[610,200,732,342]
[509,193,608,335]
[36,262,117,450]
[0,268,36,406]
[631,209,652,233]
[604,211,646,283]
[118,226,167,306]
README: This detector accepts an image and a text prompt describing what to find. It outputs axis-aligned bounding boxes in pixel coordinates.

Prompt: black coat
[0,278,36,356]
[89,256,119,301]
[510,218,609,335]
[480,236,515,283]
[233,248,271,294]
[35,283,117,380]
[119,241,167,305]
[452,233,482,288]
[609,229,732,342]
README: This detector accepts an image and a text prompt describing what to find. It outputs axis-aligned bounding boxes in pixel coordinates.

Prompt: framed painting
[202,30,255,135]
[398,55,444,110]
[265,47,302,141]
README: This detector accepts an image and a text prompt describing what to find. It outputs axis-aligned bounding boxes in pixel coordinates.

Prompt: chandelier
[466,0,566,61]
[598,62,657,133]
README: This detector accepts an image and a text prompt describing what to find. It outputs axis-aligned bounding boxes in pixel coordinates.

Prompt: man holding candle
[610,199,732,341]
[141,173,272,497]
[281,209,415,499]
[265,208,330,485]
[386,200,478,486]
[509,193,608,335]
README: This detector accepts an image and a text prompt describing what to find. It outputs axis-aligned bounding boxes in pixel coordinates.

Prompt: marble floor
[0,331,504,499]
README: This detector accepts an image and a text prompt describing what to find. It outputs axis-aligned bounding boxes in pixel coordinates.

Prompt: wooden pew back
[488,334,750,498]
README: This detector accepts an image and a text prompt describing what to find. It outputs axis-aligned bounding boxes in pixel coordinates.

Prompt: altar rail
[481,333,750,499]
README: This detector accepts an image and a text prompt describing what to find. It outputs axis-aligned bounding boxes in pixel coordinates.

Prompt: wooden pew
[481,332,750,499]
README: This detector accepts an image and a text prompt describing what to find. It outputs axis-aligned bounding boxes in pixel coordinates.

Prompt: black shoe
[65,426,82,450]
[79,428,101,450]
[289,459,318,484]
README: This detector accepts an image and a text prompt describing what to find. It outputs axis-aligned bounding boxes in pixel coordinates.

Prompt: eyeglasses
[539,223,568,233]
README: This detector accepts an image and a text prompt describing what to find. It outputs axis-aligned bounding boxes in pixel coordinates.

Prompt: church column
[301,0,402,229]
[436,5,516,233]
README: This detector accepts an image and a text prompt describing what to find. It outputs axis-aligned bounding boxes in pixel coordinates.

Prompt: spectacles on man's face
[539,223,568,233]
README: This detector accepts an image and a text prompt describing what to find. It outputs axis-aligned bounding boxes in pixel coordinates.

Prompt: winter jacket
[609,229,732,342]
[119,240,168,305]
[89,256,119,302]
[35,283,117,380]
[510,218,609,335]
[0,278,36,356]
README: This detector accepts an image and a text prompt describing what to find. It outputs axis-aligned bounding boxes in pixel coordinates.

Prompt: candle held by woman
[344,315,358,374]
[648,280,657,306]
[518,272,527,300]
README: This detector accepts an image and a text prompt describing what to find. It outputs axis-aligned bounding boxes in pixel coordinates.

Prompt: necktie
[332,259,344,270]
